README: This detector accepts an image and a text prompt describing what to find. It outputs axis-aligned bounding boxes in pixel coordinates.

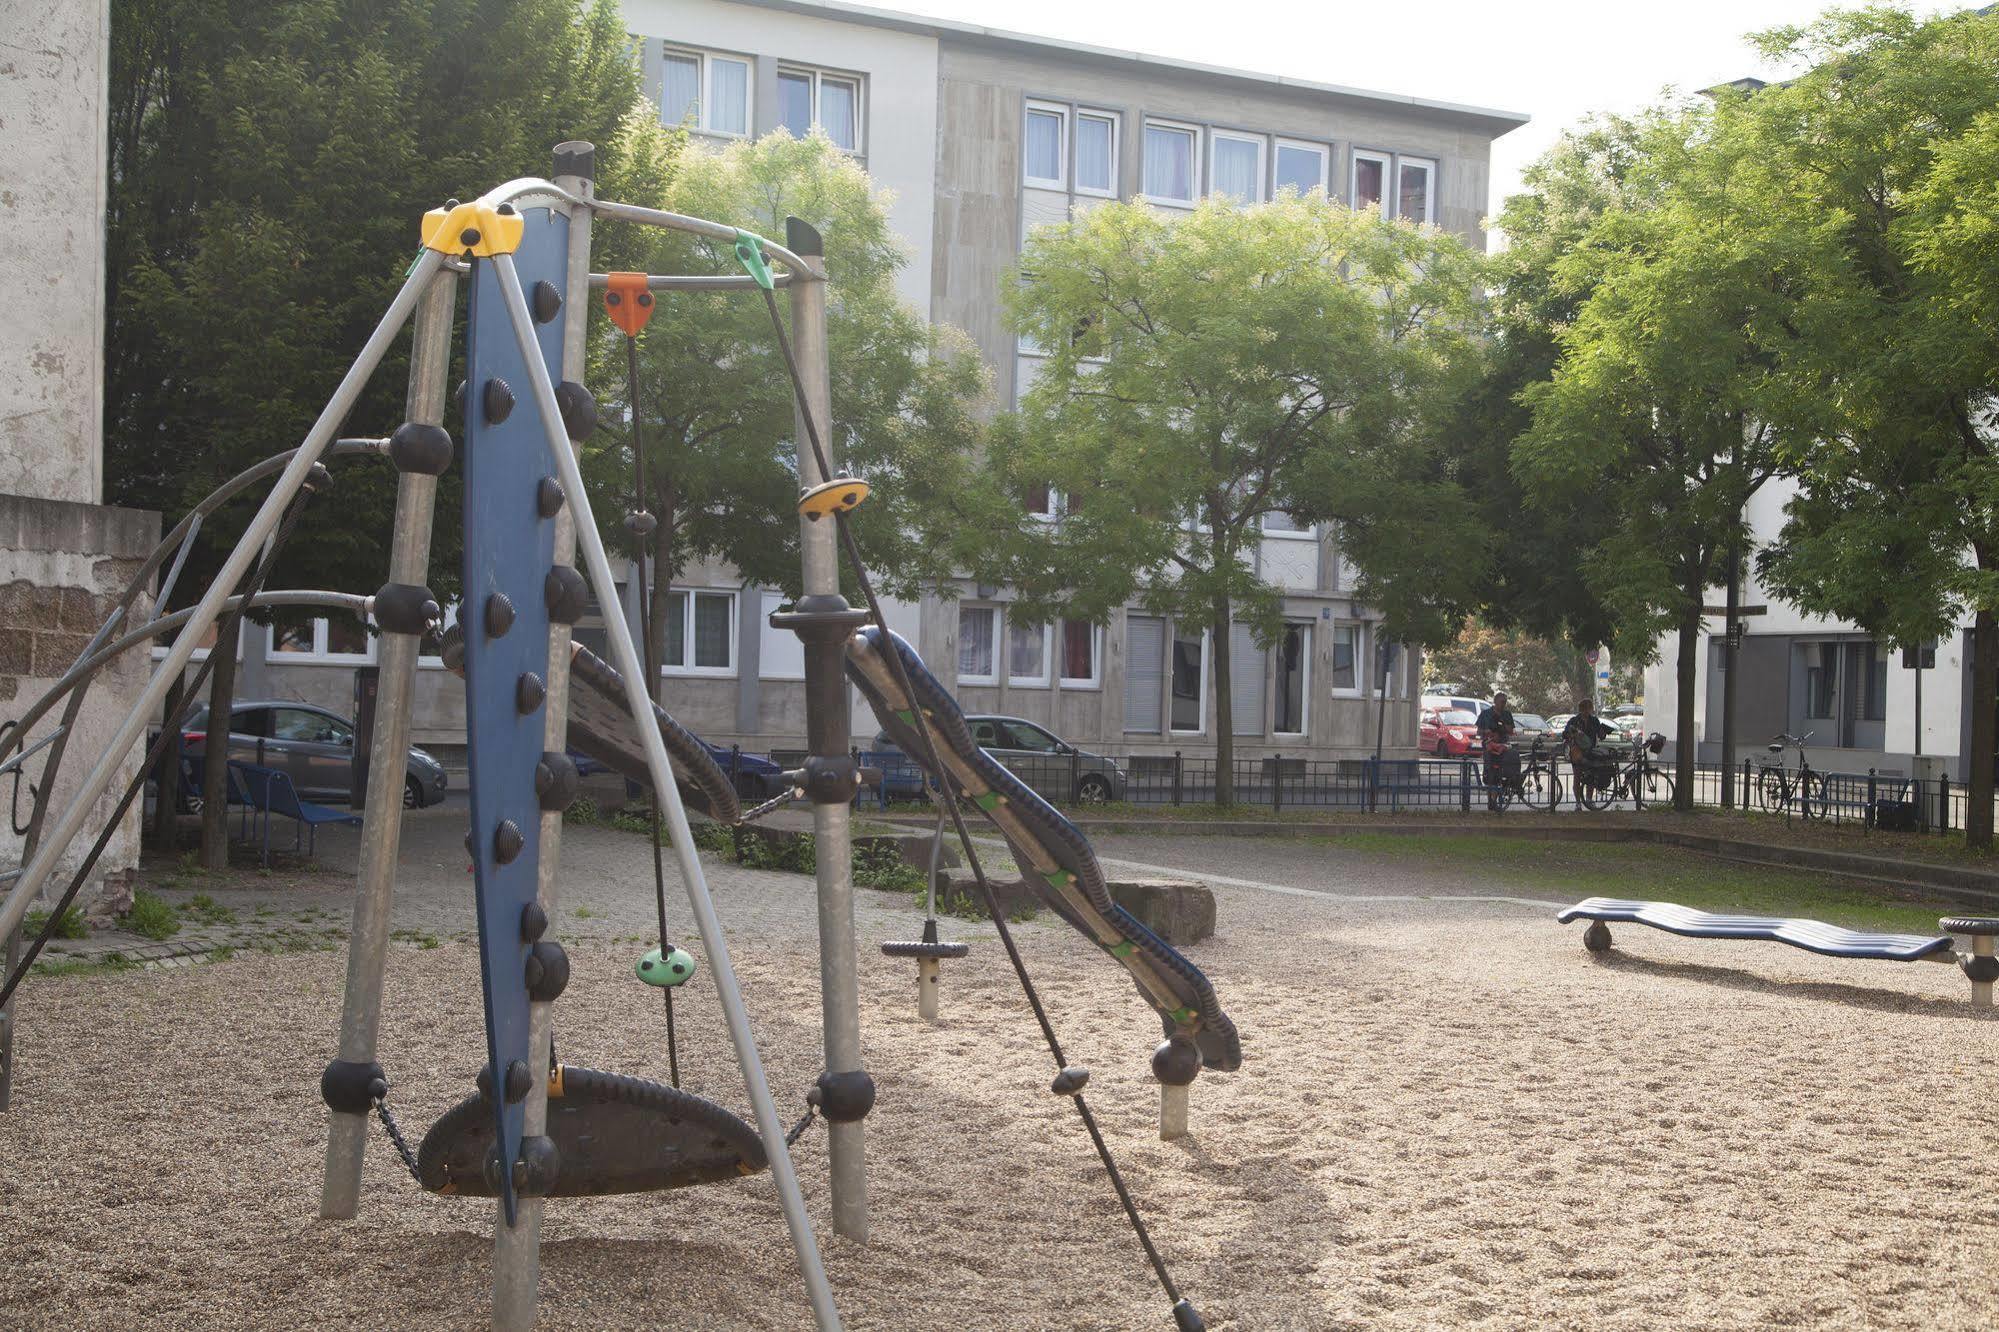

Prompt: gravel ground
[4,818,1997,1330]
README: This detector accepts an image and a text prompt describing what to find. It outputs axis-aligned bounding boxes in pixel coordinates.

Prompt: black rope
[0,476,325,1011]
[756,274,1190,1314]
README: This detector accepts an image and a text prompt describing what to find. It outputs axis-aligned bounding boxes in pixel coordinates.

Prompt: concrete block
[935,872,1038,919]
[1108,878,1215,947]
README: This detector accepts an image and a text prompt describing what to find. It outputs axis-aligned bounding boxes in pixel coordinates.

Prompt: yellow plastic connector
[797,477,870,519]
[420,201,525,258]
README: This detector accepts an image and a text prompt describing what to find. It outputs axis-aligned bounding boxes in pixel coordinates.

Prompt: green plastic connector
[895,708,917,725]
[1048,870,1075,889]
[733,229,775,291]
[974,791,1003,812]
[636,945,696,988]
[1110,939,1137,958]
[1171,1005,1197,1024]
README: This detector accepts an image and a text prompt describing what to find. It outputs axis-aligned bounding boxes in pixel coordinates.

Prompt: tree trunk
[1212,596,1234,807]
[152,672,183,850]
[1968,608,1996,850]
[199,640,237,870]
[1673,602,1699,813]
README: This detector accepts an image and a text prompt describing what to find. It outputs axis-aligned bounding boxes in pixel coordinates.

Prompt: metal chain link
[373,1095,422,1183]
[736,787,802,826]
[785,1100,818,1148]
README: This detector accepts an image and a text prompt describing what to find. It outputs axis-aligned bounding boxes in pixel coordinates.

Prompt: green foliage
[23,905,89,941]
[122,891,181,941]
[183,893,236,926]
[689,821,735,856]
[853,841,923,894]
[106,0,643,621]
[735,830,816,873]
[1423,621,1594,715]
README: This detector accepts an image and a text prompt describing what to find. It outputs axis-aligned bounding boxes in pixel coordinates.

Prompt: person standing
[1476,692,1517,807]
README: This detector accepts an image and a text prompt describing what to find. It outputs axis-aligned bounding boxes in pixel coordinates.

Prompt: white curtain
[1397,160,1431,220]
[692,593,732,669]
[821,79,857,150]
[1144,126,1193,200]
[709,58,748,135]
[662,54,699,127]
[1025,109,1062,181]
[777,72,812,136]
[1076,115,1112,191]
[958,608,994,678]
[1008,620,1046,681]
[1213,137,1259,203]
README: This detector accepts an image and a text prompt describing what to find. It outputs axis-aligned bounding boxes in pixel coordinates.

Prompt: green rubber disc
[636,945,696,988]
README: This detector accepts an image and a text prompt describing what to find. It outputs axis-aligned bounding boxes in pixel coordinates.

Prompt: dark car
[179,701,448,808]
[872,715,1128,805]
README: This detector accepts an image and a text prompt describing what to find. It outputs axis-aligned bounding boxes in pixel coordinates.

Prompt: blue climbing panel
[462,202,569,1225]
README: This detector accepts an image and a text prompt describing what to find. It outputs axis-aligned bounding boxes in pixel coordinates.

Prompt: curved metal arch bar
[586,271,795,292]
[0,440,386,769]
[475,178,820,278]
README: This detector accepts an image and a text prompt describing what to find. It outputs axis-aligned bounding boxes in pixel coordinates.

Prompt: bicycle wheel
[1640,765,1674,807]
[1757,767,1787,813]
[1798,770,1827,820]
[1519,761,1560,811]
[1578,768,1614,812]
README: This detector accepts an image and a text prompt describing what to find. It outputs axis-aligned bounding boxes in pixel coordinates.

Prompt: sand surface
[3,828,1997,1330]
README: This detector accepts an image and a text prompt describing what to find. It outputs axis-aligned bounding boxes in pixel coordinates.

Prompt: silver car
[874,714,1128,805]
[181,700,449,808]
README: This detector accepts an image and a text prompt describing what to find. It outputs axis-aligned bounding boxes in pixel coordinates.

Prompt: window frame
[1024,100,1069,190]
[775,65,865,153]
[1273,620,1311,737]
[1351,147,1392,215]
[1058,619,1102,690]
[1208,128,1266,205]
[1394,154,1438,224]
[264,616,376,666]
[1024,483,1060,523]
[662,588,739,678]
[1005,614,1052,689]
[1168,625,1210,735]
[152,620,244,664]
[661,44,753,139]
[1261,509,1314,540]
[1329,621,1365,698]
[1073,109,1119,198]
[1141,117,1200,208]
[957,605,999,686]
[1272,137,1330,197]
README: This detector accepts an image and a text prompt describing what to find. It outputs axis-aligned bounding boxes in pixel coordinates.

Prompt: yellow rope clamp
[797,477,870,519]
[419,200,525,258]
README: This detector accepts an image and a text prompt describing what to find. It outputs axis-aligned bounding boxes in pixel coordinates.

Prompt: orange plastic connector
[419,200,524,258]
[547,1064,566,1099]
[603,272,657,336]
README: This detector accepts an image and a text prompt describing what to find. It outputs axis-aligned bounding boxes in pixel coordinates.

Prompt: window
[758,591,805,681]
[266,616,374,664]
[1396,156,1436,223]
[1230,623,1264,737]
[1352,149,1390,213]
[663,589,735,675]
[1025,102,1066,188]
[959,606,997,684]
[1142,120,1198,205]
[1024,483,1057,520]
[1210,131,1264,204]
[1007,618,1049,687]
[272,707,351,746]
[1171,626,1206,732]
[1076,111,1117,196]
[777,68,862,151]
[1274,139,1328,196]
[1001,720,1062,753]
[1805,642,1838,719]
[1262,510,1311,537]
[1274,623,1309,735]
[1126,613,1166,733]
[1373,638,1409,698]
[1331,623,1362,695]
[1864,642,1887,723]
[1060,619,1099,688]
[661,46,750,137]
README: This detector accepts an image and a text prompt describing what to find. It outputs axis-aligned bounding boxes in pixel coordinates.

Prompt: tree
[106,0,642,862]
[971,195,1486,803]
[1733,8,1999,844]
[1424,621,1594,715]
[586,127,991,702]
[1510,105,1797,811]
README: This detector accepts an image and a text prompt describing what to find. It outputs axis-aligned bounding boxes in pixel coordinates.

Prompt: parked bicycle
[1756,731,1826,818]
[1483,736,1562,812]
[1574,731,1674,811]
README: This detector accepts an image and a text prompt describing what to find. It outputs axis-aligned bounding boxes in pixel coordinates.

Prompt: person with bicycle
[1477,692,1518,807]
[1562,697,1615,799]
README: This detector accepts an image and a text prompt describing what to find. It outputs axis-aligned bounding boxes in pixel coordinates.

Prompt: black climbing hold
[520,901,549,943]
[304,462,333,493]
[637,291,653,310]
[605,291,622,308]
[446,198,461,209]
[525,941,570,1002]
[553,380,597,441]
[516,672,546,715]
[373,582,440,636]
[389,421,453,475]
[544,566,587,625]
[812,1069,876,1124]
[1050,1066,1090,1097]
[536,476,566,518]
[320,1059,387,1114]
[535,752,580,812]
[493,819,525,865]
[623,510,657,538]
[459,227,481,249]
[485,592,516,638]
[484,377,515,425]
[532,280,562,324]
[496,202,516,216]
[438,623,465,673]
[503,1058,533,1103]
[514,1134,560,1196]
[1152,1037,1202,1088]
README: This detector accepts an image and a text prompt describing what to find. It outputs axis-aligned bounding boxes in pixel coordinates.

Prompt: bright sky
[881,0,1957,223]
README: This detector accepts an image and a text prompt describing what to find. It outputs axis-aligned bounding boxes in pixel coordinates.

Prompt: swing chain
[785,1097,819,1148]
[373,1092,423,1183]
[736,786,802,826]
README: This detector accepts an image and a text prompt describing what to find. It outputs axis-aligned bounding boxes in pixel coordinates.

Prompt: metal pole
[1720,541,1739,809]
[0,249,442,947]
[488,250,842,1332]
[319,263,457,1219]
[788,235,870,1245]
[491,142,595,1332]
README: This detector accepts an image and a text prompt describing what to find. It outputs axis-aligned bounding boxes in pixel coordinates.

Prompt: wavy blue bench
[1558,896,1999,1003]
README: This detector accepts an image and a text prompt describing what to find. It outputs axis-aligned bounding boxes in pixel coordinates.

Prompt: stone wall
[0,494,161,902]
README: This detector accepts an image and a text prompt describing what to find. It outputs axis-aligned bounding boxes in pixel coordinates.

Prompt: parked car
[177,701,448,809]
[1421,707,1482,757]
[1611,714,1647,741]
[872,715,1128,805]
[1546,712,1574,738]
[1606,703,1645,719]
[1421,693,1490,718]
[1511,712,1552,744]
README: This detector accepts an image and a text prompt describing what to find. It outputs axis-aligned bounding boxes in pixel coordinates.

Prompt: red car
[1421,707,1483,757]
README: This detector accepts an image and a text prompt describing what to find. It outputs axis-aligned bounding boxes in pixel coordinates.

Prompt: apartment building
[238,0,1527,764]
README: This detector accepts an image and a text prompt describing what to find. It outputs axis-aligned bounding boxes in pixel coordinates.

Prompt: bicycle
[1574,731,1674,811]
[1756,731,1826,818]
[1481,736,1562,812]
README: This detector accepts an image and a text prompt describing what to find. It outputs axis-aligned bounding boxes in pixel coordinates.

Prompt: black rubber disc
[880,940,969,960]
[1941,917,1999,936]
